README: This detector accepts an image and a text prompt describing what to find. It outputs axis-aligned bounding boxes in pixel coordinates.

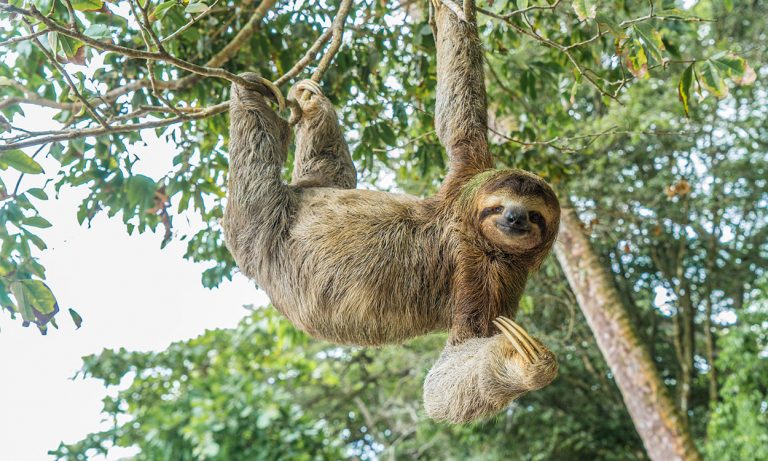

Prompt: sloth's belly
[264,187,454,345]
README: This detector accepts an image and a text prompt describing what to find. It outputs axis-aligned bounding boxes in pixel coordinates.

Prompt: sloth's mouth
[496,222,531,236]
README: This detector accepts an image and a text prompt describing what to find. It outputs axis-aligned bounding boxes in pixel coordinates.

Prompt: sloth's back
[266,187,455,346]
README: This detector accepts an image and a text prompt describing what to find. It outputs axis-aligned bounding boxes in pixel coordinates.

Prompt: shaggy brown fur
[223,1,560,424]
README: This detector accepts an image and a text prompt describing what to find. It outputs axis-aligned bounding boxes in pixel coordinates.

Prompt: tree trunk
[555,207,702,461]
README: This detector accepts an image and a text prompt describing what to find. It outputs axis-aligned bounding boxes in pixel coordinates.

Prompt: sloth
[223,2,560,423]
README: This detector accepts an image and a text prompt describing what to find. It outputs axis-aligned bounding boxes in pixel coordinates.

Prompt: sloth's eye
[528,211,544,223]
[479,206,504,221]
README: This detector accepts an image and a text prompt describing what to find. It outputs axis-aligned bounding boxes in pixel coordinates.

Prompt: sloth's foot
[492,316,558,392]
[289,79,327,123]
[234,72,284,111]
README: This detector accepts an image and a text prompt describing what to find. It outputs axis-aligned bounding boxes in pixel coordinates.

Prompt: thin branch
[22,19,111,129]
[63,0,79,32]
[501,0,562,19]
[0,29,47,47]
[204,0,277,68]
[312,0,354,82]
[274,27,332,87]
[12,144,46,197]
[0,102,229,151]
[1,4,283,109]
[161,0,219,43]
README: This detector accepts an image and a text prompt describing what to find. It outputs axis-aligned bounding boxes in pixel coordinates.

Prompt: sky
[0,104,270,460]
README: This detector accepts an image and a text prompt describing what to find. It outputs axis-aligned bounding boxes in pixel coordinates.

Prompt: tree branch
[311,0,354,82]
[0,102,228,151]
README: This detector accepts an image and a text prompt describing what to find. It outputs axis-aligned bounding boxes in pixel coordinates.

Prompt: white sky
[0,105,270,460]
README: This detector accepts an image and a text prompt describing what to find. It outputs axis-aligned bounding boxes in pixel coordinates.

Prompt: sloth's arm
[290,80,356,189]
[433,1,492,183]
[423,317,558,423]
[224,74,291,275]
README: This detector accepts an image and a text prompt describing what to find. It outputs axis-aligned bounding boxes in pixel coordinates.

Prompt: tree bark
[555,207,702,461]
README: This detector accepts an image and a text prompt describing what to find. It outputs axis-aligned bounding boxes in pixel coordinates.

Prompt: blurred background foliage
[1,0,766,459]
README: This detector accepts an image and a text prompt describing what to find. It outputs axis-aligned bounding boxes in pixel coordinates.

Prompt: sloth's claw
[492,318,535,363]
[497,316,542,354]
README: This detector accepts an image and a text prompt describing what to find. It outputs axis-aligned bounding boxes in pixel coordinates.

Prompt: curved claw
[492,319,535,363]
[497,316,542,354]
[261,78,286,112]
[237,73,286,112]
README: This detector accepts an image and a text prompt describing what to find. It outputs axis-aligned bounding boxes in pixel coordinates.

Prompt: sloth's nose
[504,206,530,230]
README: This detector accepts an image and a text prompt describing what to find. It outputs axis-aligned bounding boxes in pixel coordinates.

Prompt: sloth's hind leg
[289,80,357,189]
[423,317,558,423]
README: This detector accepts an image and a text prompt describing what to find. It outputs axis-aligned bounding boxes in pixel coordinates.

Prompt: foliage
[0,0,757,332]
[52,290,647,460]
[0,0,766,458]
[705,286,768,461]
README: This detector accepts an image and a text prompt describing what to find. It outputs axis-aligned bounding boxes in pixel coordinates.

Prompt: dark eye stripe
[479,206,503,221]
[529,211,545,224]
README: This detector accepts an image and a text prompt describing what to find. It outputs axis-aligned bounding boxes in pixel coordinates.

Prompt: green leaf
[26,188,48,200]
[151,1,177,21]
[572,0,597,21]
[0,150,44,174]
[71,0,103,12]
[126,174,156,209]
[69,308,83,329]
[520,295,535,315]
[626,44,649,80]
[83,24,111,40]
[11,280,58,317]
[678,64,694,117]
[632,23,666,64]
[699,60,729,98]
[185,2,209,14]
[710,52,757,86]
[595,14,626,40]
[0,259,14,277]
[23,216,52,228]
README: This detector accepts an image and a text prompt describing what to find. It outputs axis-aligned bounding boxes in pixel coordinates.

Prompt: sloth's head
[466,169,560,258]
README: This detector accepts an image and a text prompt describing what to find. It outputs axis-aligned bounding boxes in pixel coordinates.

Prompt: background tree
[1,0,765,459]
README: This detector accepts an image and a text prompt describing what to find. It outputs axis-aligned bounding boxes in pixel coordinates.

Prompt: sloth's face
[472,169,561,256]
[477,192,555,252]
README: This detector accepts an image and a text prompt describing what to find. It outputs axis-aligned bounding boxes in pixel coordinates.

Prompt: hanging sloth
[223,1,560,423]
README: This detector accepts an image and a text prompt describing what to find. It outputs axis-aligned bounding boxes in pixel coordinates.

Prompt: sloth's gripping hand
[289,79,333,124]
[423,317,558,424]
[231,72,284,110]
[490,316,558,393]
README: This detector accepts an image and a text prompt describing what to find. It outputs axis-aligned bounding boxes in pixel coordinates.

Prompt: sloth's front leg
[423,317,557,423]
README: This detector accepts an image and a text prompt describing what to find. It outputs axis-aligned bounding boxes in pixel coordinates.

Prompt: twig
[499,0,562,19]
[1,4,283,110]
[204,0,277,67]
[63,0,79,32]
[0,29,47,47]
[312,0,354,82]
[371,130,436,152]
[12,144,46,197]
[161,0,219,43]
[0,102,229,151]
[128,0,179,115]
[274,27,332,87]
[22,19,111,129]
